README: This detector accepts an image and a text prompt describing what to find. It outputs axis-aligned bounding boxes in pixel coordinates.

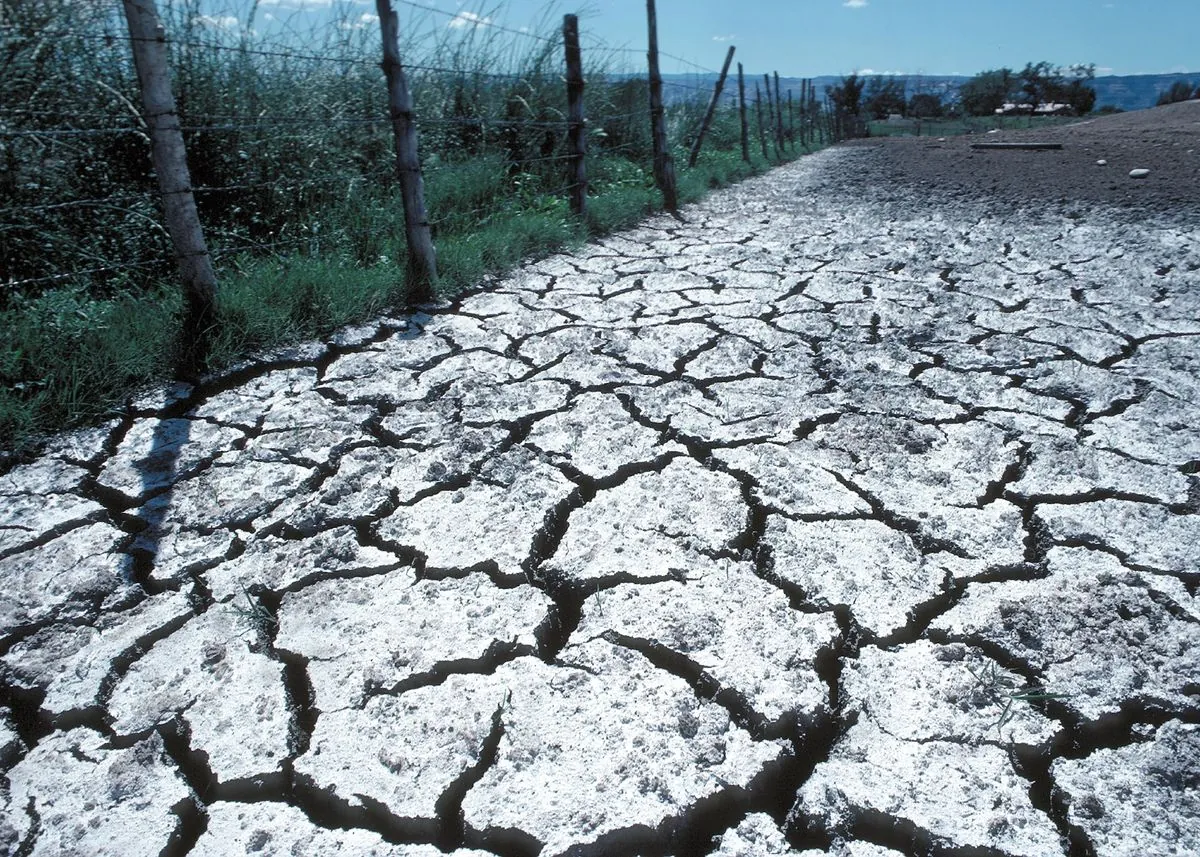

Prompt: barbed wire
[396,1,556,45]
[0,195,155,218]
[1,9,759,299]
[659,51,720,76]
[3,259,169,289]
[580,39,642,56]
[661,80,714,95]
[0,103,700,142]
[577,35,722,78]
[0,24,382,67]
[210,237,316,258]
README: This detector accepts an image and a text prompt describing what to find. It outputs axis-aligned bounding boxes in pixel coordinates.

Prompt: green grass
[0,141,820,455]
[0,1,831,455]
[0,286,181,448]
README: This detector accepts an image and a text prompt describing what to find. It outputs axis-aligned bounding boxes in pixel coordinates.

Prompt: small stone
[1129,168,1150,179]
[1096,159,1107,165]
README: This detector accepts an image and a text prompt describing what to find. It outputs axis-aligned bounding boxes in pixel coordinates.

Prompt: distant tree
[1061,78,1097,114]
[1044,64,1097,114]
[863,75,907,119]
[1157,80,1198,106]
[1018,61,1056,109]
[907,92,945,118]
[958,68,1016,116]
[959,63,1096,116]
[826,73,865,116]
[1095,104,1124,115]
[826,73,866,139]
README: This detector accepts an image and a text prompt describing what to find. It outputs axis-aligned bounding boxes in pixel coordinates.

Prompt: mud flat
[1,122,1197,855]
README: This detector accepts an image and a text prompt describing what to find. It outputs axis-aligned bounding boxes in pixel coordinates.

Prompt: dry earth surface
[1,104,1198,857]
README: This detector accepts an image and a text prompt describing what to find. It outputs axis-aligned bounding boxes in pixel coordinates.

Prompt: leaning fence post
[376,0,437,303]
[754,82,769,159]
[645,0,678,213]
[563,14,587,218]
[787,89,794,150]
[120,0,217,362]
[737,62,750,163]
[687,45,735,168]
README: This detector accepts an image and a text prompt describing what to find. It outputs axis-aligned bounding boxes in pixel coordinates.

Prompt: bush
[1157,80,1198,106]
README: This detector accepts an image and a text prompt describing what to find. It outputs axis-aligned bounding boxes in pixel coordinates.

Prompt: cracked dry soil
[1,138,1198,857]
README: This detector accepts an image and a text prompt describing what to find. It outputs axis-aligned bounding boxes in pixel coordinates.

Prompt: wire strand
[396,0,556,45]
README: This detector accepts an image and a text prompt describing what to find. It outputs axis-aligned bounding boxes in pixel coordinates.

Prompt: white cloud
[338,11,379,30]
[259,0,335,10]
[448,10,492,30]
[192,14,240,30]
[712,34,735,42]
[843,0,868,7]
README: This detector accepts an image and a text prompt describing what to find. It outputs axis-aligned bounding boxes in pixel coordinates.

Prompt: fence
[0,0,837,380]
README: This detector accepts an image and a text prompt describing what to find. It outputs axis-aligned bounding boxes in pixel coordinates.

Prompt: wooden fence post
[737,62,749,163]
[645,0,678,213]
[120,0,217,362]
[813,84,823,144]
[563,14,586,218]
[787,90,794,150]
[376,0,437,303]
[808,79,815,145]
[687,45,735,168]
[754,82,769,159]
[799,79,807,147]
[773,71,786,154]
[762,73,780,158]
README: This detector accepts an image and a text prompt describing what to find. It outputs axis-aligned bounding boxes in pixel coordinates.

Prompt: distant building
[994,102,1075,116]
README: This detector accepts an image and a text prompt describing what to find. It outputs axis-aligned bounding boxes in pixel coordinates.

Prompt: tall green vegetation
[826,73,865,117]
[906,92,945,119]
[957,63,1096,116]
[0,1,812,452]
[862,76,907,119]
[1156,80,1199,106]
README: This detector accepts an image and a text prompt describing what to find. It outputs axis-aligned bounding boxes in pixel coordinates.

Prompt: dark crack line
[364,640,535,701]
[601,630,772,741]
[435,699,508,851]
[824,470,972,559]
[13,795,40,857]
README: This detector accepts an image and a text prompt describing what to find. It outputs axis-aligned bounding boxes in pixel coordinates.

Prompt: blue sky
[234,0,1197,77]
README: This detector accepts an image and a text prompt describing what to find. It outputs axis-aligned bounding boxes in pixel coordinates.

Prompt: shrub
[1157,80,1198,106]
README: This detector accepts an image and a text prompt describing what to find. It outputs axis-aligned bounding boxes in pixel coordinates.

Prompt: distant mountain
[657,72,1198,113]
[1090,74,1198,110]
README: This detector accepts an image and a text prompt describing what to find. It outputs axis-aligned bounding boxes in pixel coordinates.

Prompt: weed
[966,660,1070,735]
[229,584,278,638]
[0,2,823,453]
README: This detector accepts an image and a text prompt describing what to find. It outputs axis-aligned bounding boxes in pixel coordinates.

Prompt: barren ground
[846,98,1200,211]
[0,104,1198,857]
